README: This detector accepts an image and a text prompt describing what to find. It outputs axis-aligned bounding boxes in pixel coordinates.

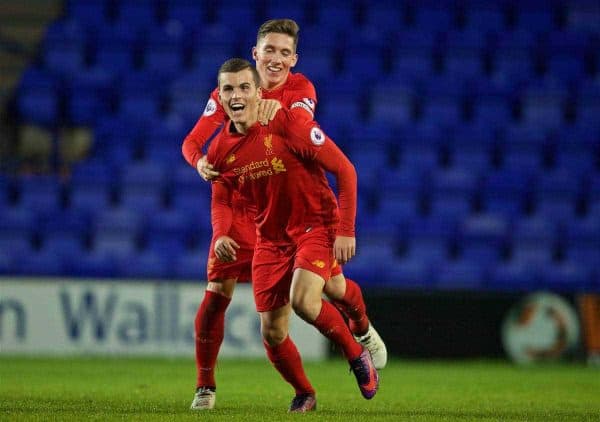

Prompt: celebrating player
[209,58,379,411]
[181,19,386,410]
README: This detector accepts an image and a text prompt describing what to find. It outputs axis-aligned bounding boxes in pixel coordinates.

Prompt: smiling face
[218,68,261,133]
[252,32,298,90]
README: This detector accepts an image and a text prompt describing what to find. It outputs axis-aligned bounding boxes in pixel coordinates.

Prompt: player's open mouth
[230,103,245,111]
[267,65,281,73]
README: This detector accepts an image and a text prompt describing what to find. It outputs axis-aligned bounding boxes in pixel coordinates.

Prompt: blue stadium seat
[405,216,455,264]
[117,251,169,279]
[66,0,109,27]
[562,216,600,258]
[469,96,512,131]
[363,1,404,32]
[173,247,207,279]
[463,5,506,32]
[393,28,438,56]
[500,123,548,173]
[41,232,86,260]
[566,2,600,32]
[443,51,484,79]
[118,162,168,211]
[532,168,581,221]
[213,0,260,28]
[114,0,158,30]
[263,1,310,27]
[318,94,362,126]
[142,23,186,78]
[39,208,89,240]
[340,47,386,81]
[492,51,534,85]
[520,83,568,131]
[575,98,600,129]
[447,123,495,171]
[15,249,65,277]
[164,0,205,28]
[458,213,509,259]
[488,260,539,292]
[514,6,556,32]
[494,28,536,53]
[369,83,414,126]
[0,207,36,253]
[16,68,60,126]
[420,96,462,127]
[509,215,557,266]
[442,29,489,53]
[552,137,597,176]
[344,243,399,285]
[94,43,135,75]
[313,1,358,31]
[413,6,455,31]
[480,168,532,218]
[296,50,336,81]
[386,256,435,289]
[145,208,193,257]
[65,67,114,125]
[43,42,85,76]
[390,51,434,81]
[435,259,486,290]
[69,183,112,215]
[16,175,62,216]
[540,261,594,292]
[430,167,479,203]
[65,250,117,278]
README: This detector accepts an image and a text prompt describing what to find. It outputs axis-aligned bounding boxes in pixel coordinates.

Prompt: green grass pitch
[1,357,599,421]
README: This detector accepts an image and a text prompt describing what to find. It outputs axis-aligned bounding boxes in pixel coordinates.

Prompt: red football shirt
[208,109,356,244]
[181,72,317,168]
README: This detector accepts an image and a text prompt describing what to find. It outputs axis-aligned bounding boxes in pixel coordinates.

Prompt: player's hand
[197,155,219,181]
[257,99,282,125]
[334,236,356,265]
[214,236,240,262]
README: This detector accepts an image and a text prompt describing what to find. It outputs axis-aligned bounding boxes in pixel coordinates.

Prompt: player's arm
[181,89,227,180]
[274,110,357,263]
[257,78,317,124]
[211,179,239,262]
[315,140,357,264]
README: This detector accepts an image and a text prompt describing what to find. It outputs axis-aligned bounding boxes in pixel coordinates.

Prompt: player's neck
[261,73,289,91]
[231,120,257,135]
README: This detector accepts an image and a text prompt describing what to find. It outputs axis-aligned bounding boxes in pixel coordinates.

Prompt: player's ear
[290,53,298,68]
[251,46,258,61]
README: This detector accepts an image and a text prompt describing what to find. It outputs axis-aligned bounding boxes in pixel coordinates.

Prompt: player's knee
[206,279,236,298]
[291,296,320,322]
[261,325,287,346]
[323,274,346,300]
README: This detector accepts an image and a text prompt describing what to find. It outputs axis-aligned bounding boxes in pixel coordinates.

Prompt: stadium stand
[3,0,599,293]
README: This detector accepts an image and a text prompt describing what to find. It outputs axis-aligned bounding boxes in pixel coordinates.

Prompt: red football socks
[264,336,315,395]
[195,290,231,389]
[332,278,370,337]
[313,299,363,360]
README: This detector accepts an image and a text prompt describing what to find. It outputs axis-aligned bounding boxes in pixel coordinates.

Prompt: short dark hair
[256,19,300,50]
[218,58,261,87]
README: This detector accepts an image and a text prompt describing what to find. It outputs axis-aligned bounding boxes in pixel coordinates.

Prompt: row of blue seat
[64,0,600,34]
[0,236,600,292]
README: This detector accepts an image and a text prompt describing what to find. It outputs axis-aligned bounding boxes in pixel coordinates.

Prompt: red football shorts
[206,207,256,282]
[252,227,335,312]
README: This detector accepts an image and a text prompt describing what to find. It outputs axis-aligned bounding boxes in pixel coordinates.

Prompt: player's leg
[253,243,316,412]
[191,278,236,410]
[191,240,253,410]
[291,269,378,399]
[260,304,316,412]
[324,272,388,369]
